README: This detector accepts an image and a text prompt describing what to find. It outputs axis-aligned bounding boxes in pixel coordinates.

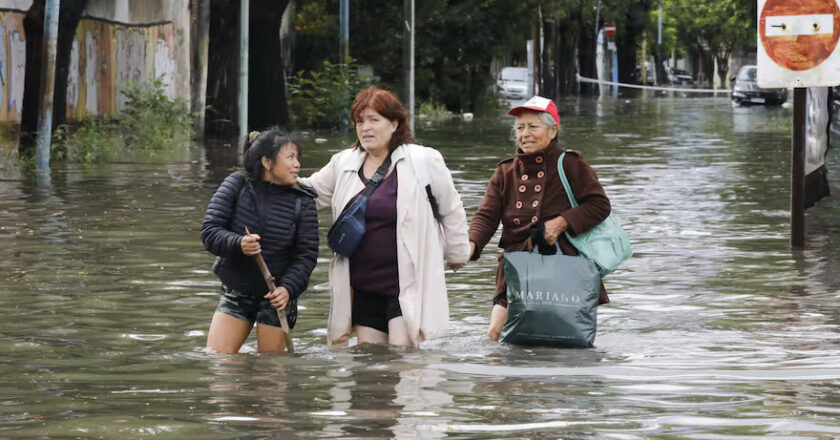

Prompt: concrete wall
[0,0,190,122]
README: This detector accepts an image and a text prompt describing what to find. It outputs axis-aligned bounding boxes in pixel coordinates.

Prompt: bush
[56,77,193,164]
[417,100,453,123]
[118,77,193,151]
[287,59,374,129]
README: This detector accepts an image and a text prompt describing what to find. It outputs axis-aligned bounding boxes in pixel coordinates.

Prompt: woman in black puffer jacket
[201,129,318,353]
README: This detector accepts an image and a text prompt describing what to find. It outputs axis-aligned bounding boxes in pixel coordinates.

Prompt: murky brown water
[1,97,839,439]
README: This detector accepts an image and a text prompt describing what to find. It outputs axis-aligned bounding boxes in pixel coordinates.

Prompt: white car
[496,67,528,99]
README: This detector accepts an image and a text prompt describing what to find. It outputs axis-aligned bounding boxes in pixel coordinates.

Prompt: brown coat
[469,141,611,305]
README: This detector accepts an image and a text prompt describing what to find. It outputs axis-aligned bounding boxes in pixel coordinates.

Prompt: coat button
[515,201,523,209]
[521,174,529,181]
[532,200,539,208]
[519,185,526,193]
[513,218,521,225]
[537,171,544,178]
[531,216,538,223]
[535,156,543,163]
[534,184,542,192]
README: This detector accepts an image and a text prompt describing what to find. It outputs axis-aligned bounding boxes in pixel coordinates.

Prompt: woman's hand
[448,261,465,272]
[488,304,508,340]
[241,234,261,255]
[265,286,290,310]
[543,216,568,246]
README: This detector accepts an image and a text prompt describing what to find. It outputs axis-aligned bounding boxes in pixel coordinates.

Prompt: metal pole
[403,0,414,132]
[238,0,249,139]
[594,0,600,40]
[527,40,534,96]
[612,46,618,98]
[36,0,60,170]
[192,0,210,138]
[791,87,806,248]
[340,0,349,62]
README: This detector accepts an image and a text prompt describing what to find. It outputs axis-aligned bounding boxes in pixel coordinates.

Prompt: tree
[18,0,87,158]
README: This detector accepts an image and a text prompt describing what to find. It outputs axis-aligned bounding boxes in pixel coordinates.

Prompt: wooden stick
[245,227,294,352]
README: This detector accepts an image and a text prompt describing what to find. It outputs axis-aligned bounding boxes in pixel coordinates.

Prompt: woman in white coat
[300,86,470,348]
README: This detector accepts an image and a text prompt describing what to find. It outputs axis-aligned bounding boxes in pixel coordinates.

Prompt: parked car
[496,67,528,99]
[667,68,694,86]
[730,65,787,106]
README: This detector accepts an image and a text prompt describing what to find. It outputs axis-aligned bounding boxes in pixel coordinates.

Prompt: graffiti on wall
[0,12,25,122]
[0,11,177,123]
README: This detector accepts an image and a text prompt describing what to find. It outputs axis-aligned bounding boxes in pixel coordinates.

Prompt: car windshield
[501,68,527,82]
[738,67,757,81]
[672,69,690,76]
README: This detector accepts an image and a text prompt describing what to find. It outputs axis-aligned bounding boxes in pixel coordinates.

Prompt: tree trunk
[19,0,87,158]
[577,20,597,96]
[53,1,87,130]
[715,53,730,89]
[19,0,45,157]
[248,0,289,130]
[206,0,239,136]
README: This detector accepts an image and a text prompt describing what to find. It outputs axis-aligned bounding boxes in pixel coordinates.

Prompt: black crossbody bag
[327,155,392,257]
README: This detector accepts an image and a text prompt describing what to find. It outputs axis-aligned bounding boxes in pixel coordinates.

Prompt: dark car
[731,65,787,106]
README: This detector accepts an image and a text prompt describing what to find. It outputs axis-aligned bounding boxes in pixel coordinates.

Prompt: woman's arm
[201,173,245,257]
[468,168,504,260]
[425,148,470,265]
[298,155,338,211]
[277,196,319,300]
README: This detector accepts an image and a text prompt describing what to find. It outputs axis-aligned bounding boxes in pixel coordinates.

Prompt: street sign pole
[791,87,806,248]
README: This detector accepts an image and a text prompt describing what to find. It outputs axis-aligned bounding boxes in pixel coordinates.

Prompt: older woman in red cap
[468,96,612,340]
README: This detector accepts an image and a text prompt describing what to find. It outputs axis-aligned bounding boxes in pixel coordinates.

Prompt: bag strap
[359,154,393,198]
[557,152,579,208]
[407,146,442,221]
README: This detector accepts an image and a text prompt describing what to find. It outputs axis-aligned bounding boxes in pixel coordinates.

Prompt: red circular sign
[760,0,840,71]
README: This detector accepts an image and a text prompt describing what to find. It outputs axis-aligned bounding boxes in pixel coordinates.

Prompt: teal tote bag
[558,152,632,276]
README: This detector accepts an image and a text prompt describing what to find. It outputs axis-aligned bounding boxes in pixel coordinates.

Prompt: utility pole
[403,0,414,132]
[340,0,349,62]
[36,0,60,170]
[238,0,249,139]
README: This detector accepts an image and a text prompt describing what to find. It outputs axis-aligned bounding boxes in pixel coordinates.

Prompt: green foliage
[56,77,193,164]
[118,77,193,151]
[418,100,453,123]
[287,59,374,129]
[60,117,119,164]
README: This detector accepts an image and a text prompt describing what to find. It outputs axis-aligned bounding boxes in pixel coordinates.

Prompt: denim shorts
[216,284,283,328]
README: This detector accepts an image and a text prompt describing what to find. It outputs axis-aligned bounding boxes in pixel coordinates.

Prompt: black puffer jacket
[201,171,319,328]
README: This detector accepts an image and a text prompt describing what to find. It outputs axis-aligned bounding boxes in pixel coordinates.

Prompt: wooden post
[403,0,414,132]
[35,0,59,170]
[192,0,210,138]
[238,0,249,139]
[791,87,806,248]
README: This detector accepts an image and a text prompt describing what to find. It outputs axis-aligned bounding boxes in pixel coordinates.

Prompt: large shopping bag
[500,248,601,348]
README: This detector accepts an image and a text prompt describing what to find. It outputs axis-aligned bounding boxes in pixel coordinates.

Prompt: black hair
[242,128,299,182]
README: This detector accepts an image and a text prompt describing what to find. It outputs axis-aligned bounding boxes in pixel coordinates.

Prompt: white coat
[300,143,470,347]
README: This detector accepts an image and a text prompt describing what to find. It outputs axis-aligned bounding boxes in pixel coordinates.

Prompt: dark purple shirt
[350,168,400,295]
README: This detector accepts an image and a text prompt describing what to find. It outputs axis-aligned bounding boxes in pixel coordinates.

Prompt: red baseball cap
[508,96,560,125]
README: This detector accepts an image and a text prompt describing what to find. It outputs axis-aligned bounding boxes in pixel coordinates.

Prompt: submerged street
[1,96,838,439]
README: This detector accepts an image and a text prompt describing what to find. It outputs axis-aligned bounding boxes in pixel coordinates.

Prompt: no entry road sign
[758,0,840,87]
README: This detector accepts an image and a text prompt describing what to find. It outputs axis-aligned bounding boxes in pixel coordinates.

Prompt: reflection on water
[1,97,839,439]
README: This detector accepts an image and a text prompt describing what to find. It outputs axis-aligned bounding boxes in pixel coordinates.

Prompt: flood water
[1,97,839,439]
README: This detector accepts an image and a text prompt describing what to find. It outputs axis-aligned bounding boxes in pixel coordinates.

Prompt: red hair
[350,86,414,151]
